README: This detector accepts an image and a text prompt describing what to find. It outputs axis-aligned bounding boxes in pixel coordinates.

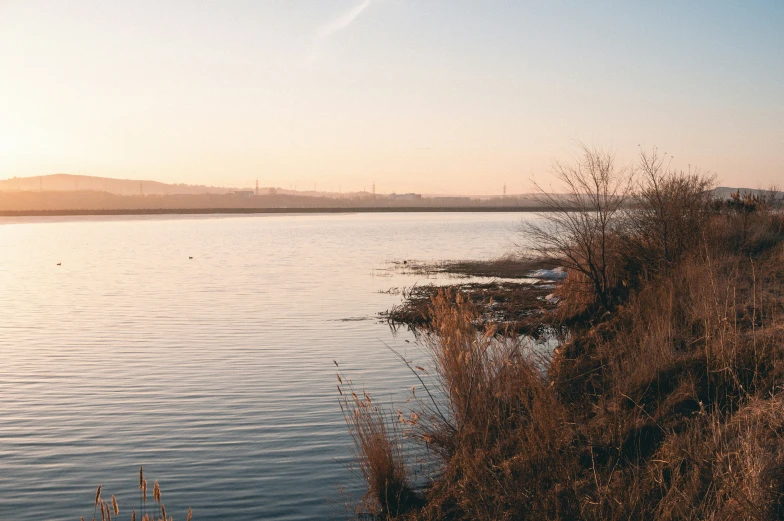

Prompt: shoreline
[0,206,566,217]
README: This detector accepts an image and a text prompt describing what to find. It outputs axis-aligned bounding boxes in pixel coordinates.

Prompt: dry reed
[337,361,420,518]
[79,470,190,521]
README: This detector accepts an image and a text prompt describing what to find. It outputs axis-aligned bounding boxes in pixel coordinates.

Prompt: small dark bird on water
[56,262,61,266]
[189,256,193,259]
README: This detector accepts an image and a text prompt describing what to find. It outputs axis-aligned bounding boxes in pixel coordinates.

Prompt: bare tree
[524,144,632,309]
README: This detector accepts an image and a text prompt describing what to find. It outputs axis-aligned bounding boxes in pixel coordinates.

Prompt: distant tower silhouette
[503,183,506,198]
[255,178,259,195]
[372,182,376,199]
[140,182,143,196]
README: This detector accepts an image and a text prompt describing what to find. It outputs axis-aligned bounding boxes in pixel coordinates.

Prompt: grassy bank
[342,149,784,520]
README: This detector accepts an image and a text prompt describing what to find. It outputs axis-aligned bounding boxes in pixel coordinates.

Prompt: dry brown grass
[547,210,784,521]
[337,364,420,519]
[414,293,577,520]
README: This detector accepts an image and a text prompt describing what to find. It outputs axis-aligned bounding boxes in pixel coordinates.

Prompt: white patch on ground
[528,267,567,280]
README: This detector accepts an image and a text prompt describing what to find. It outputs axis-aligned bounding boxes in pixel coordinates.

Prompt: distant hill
[0,173,376,199]
[0,174,237,196]
[712,186,781,200]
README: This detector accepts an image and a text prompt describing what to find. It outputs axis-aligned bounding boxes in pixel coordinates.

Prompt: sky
[0,1,782,194]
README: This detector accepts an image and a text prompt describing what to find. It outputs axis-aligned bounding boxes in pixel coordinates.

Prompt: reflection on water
[0,212,533,520]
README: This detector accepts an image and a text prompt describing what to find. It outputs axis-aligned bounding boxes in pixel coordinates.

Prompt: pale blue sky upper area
[0,1,781,193]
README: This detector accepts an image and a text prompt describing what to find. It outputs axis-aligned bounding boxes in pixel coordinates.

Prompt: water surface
[0,212,529,520]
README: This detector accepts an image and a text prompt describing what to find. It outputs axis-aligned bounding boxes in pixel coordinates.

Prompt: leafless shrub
[625,147,716,274]
[524,144,633,309]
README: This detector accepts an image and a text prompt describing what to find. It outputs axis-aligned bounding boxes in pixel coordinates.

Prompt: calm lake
[0,212,533,520]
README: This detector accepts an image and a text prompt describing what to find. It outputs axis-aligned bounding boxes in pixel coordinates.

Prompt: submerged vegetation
[342,147,784,520]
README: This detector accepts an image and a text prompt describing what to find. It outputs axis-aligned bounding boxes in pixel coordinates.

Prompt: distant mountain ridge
[0,173,380,198]
[0,174,238,196]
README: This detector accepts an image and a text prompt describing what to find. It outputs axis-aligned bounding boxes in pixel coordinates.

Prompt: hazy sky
[1,1,782,194]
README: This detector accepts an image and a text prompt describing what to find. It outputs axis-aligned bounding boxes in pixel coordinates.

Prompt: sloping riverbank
[342,163,784,520]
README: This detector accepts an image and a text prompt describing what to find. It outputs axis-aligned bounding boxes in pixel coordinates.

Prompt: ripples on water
[0,212,534,520]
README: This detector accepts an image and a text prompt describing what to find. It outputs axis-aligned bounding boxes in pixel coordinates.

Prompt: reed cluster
[79,467,192,521]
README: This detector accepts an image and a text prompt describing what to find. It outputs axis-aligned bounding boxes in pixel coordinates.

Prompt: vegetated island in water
[341,152,784,520]
[379,256,567,337]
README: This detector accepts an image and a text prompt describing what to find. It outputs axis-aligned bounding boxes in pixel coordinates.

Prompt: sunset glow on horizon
[1,1,782,194]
